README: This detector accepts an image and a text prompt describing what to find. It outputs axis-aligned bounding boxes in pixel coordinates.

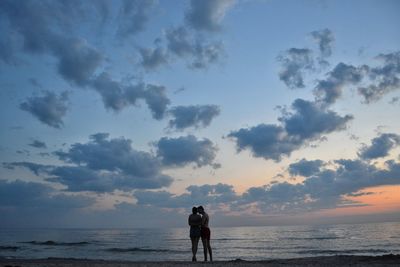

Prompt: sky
[0,0,399,228]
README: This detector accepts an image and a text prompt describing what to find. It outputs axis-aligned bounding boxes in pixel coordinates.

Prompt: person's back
[188,207,202,261]
[188,213,202,226]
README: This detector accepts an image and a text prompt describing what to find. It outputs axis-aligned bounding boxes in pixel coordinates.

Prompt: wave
[284,236,341,240]
[106,247,171,253]
[297,249,389,255]
[21,241,90,246]
[0,246,19,251]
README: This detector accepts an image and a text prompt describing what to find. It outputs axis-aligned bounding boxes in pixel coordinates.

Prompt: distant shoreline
[1,254,399,266]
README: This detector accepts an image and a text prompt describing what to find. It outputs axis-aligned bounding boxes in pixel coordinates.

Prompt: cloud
[142,84,171,120]
[139,46,169,70]
[314,63,365,105]
[1,0,176,119]
[311,28,334,58]
[0,179,97,228]
[358,51,400,103]
[53,38,103,86]
[155,135,219,168]
[0,179,94,209]
[91,73,170,119]
[166,26,196,57]
[117,0,155,38]
[358,133,400,160]
[135,183,237,208]
[185,0,235,32]
[280,98,353,139]
[165,26,225,69]
[229,99,352,161]
[288,158,324,177]
[228,124,300,161]
[6,133,173,192]
[0,0,104,85]
[134,155,400,214]
[168,104,220,130]
[28,140,47,149]
[20,91,69,128]
[313,51,400,105]
[239,158,400,213]
[0,37,17,65]
[278,48,314,89]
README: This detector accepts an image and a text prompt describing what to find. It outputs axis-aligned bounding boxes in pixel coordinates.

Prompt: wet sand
[1,254,399,267]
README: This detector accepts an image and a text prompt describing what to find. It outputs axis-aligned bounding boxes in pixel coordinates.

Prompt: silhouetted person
[188,206,202,261]
[198,206,212,262]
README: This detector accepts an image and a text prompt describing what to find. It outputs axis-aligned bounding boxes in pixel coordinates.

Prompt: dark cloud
[117,0,155,38]
[20,91,69,129]
[166,27,195,57]
[229,99,352,161]
[240,158,400,213]
[91,73,170,119]
[185,0,235,32]
[314,63,365,105]
[1,0,177,120]
[288,158,324,177]
[7,133,173,192]
[228,124,299,161]
[278,48,314,89]
[28,140,47,149]
[280,99,353,139]
[135,183,237,208]
[0,179,97,228]
[165,26,225,69]
[155,135,219,168]
[136,26,225,71]
[91,72,131,111]
[311,28,334,58]
[134,156,400,214]
[0,0,104,85]
[139,46,169,70]
[0,179,94,209]
[0,37,17,65]
[358,133,400,160]
[168,104,220,130]
[142,84,171,120]
[314,51,400,105]
[53,133,172,191]
[54,38,103,86]
[358,51,400,103]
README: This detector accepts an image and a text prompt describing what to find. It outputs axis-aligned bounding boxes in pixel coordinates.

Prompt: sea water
[1,222,399,261]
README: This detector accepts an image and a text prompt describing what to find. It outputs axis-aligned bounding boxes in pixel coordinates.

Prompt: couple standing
[188,206,212,262]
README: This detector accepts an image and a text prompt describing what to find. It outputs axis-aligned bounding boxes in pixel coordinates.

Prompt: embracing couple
[188,206,212,262]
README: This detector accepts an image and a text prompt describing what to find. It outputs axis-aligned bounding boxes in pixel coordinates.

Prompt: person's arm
[201,215,206,226]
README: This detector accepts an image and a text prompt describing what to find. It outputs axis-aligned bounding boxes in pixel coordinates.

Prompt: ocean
[0,222,399,261]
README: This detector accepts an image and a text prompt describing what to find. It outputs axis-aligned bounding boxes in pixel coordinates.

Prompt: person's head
[197,206,204,214]
[192,206,198,214]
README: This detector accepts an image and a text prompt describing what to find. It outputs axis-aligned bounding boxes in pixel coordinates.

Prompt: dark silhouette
[198,206,212,262]
[188,206,202,261]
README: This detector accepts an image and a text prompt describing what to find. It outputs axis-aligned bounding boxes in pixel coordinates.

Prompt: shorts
[190,227,201,238]
[201,227,211,240]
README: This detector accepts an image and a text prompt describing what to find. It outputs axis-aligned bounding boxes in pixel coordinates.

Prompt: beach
[1,255,400,267]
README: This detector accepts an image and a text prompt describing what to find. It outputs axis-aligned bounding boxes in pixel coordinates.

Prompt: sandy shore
[1,254,399,267]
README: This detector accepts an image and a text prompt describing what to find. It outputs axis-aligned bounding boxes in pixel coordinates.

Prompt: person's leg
[191,237,196,261]
[193,237,200,261]
[207,239,213,261]
[201,237,208,261]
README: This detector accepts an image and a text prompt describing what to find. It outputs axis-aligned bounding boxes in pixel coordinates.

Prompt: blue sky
[0,0,400,228]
